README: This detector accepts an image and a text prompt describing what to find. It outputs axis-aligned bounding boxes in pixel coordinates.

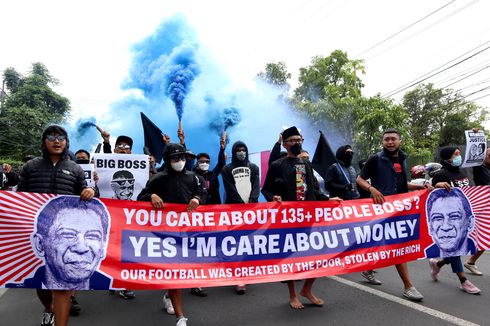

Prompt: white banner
[93,154,149,200]
[462,130,487,168]
[78,163,95,188]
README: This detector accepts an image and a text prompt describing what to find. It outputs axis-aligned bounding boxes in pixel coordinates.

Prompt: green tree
[402,83,487,149]
[355,95,414,159]
[257,61,291,87]
[294,50,364,102]
[0,63,70,158]
[292,50,366,150]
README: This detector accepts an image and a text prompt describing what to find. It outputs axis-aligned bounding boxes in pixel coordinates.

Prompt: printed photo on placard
[462,130,487,168]
[93,154,149,200]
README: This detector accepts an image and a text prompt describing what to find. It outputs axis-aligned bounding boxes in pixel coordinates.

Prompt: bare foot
[289,297,304,309]
[300,290,324,306]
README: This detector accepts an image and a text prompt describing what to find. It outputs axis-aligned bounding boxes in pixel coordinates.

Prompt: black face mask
[76,159,90,164]
[290,143,302,156]
[342,152,353,166]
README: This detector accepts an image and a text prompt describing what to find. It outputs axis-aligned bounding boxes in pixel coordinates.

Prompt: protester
[262,126,340,309]
[465,147,490,275]
[17,125,95,326]
[429,146,480,294]
[356,129,425,301]
[325,145,360,200]
[221,140,260,295]
[138,143,204,326]
[99,134,136,299]
[0,162,18,190]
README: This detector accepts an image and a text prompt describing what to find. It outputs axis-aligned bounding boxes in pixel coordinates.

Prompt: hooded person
[432,146,471,188]
[16,125,95,326]
[137,143,204,326]
[324,145,360,200]
[221,141,260,204]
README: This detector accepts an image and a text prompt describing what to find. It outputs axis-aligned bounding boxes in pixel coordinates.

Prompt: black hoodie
[324,145,360,200]
[221,141,260,204]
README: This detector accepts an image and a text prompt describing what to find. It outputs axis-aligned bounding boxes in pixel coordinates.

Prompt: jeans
[442,256,463,273]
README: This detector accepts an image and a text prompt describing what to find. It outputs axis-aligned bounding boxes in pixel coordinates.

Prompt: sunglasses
[285,138,304,144]
[198,160,210,164]
[116,144,131,150]
[111,179,135,186]
[170,155,186,163]
[46,135,66,142]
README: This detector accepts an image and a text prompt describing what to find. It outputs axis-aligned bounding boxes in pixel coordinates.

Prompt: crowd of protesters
[1,124,488,326]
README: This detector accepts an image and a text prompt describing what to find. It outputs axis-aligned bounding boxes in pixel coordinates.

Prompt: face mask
[451,155,462,167]
[236,151,246,161]
[342,152,353,166]
[199,163,210,171]
[290,143,302,156]
[171,161,186,172]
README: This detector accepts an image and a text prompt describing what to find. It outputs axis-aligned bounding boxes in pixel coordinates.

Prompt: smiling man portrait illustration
[12,196,113,290]
[425,188,477,258]
[110,170,135,200]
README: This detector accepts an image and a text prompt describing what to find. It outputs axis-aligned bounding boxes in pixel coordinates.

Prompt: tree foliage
[0,63,70,158]
[403,84,487,150]
[257,61,291,87]
[270,50,488,163]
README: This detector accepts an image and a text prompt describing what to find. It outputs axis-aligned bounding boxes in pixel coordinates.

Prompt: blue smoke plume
[71,117,98,152]
[209,107,241,136]
[165,49,200,121]
[67,14,336,168]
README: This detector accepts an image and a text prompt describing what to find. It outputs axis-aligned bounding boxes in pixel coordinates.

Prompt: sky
[1,0,489,155]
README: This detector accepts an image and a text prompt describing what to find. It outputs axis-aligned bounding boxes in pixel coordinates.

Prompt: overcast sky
[1,0,489,128]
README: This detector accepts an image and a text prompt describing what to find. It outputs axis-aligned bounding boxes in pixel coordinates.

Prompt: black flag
[311,130,337,180]
[140,112,165,163]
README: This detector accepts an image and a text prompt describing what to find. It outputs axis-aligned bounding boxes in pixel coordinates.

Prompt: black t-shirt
[361,154,408,194]
[473,165,490,186]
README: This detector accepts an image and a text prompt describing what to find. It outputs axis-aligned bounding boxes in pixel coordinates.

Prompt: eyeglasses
[170,155,186,163]
[111,179,135,186]
[285,138,304,144]
[46,135,66,142]
[116,144,131,150]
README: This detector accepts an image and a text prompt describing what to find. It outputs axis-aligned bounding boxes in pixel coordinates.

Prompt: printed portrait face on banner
[110,170,135,200]
[30,196,112,290]
[425,188,475,258]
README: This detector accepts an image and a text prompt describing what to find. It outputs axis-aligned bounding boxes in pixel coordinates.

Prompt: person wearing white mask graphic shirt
[137,143,204,326]
[221,140,260,295]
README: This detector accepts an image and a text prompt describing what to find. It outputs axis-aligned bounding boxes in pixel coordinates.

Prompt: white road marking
[330,276,480,326]
[0,289,7,299]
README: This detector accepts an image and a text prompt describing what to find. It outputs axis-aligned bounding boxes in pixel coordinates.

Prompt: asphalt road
[1,254,488,326]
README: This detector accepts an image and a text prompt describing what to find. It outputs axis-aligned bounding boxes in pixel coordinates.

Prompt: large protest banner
[93,154,149,200]
[1,187,489,290]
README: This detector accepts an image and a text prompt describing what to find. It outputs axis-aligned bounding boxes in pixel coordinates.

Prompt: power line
[431,59,490,86]
[356,0,457,58]
[439,64,490,89]
[382,41,490,97]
